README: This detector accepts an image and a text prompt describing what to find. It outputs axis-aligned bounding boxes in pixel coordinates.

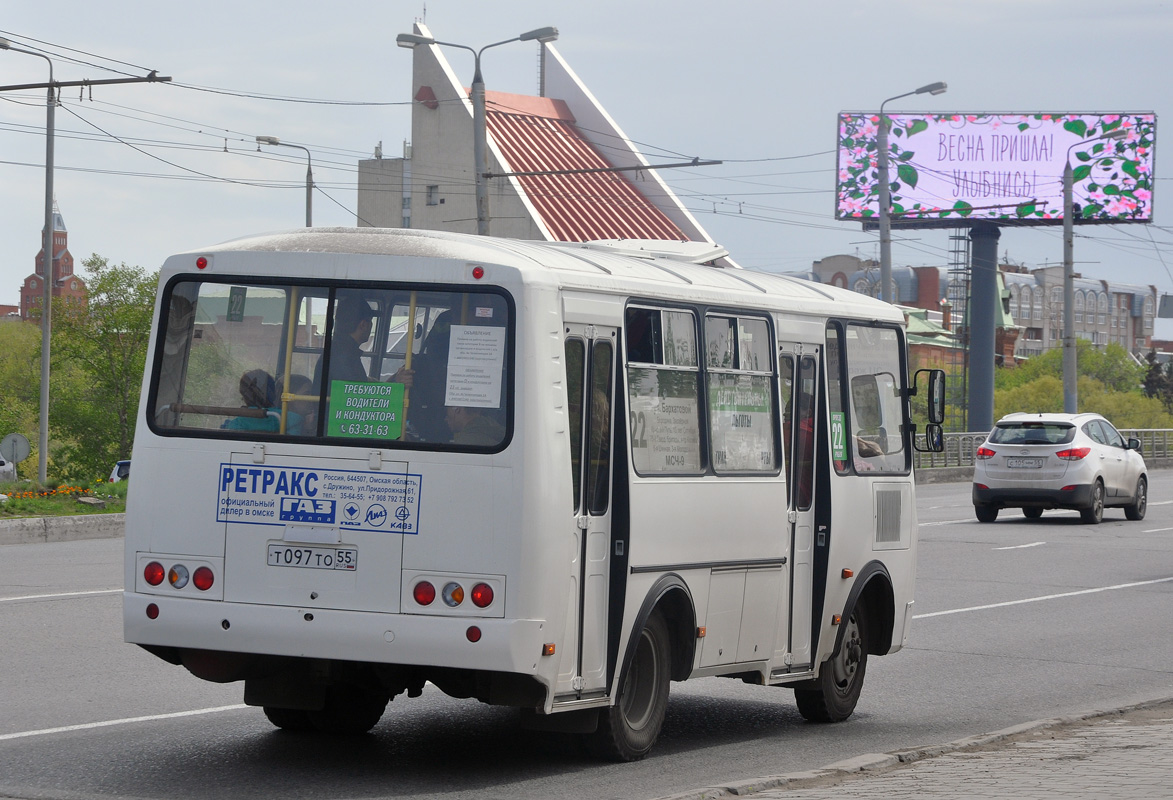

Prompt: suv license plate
[267,544,357,571]
[1006,457,1044,469]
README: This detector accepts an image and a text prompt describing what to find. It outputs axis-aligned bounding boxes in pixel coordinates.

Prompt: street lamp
[1,37,56,483]
[256,136,313,227]
[396,26,559,236]
[877,81,947,304]
[1062,127,1129,413]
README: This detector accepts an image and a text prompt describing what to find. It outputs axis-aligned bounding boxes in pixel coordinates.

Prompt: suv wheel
[975,505,998,523]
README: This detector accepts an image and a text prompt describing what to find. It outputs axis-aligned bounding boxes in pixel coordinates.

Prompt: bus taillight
[144,562,165,586]
[193,566,215,591]
[470,583,494,608]
[413,581,436,606]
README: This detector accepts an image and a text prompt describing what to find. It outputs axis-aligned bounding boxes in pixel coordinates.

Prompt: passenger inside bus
[314,294,414,390]
[446,405,505,446]
[407,308,455,442]
[277,373,315,435]
[222,369,280,432]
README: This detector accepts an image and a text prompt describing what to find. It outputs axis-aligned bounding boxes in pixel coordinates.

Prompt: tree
[49,254,158,482]
[0,322,41,477]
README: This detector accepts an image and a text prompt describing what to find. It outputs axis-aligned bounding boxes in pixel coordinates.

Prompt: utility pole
[0,45,170,482]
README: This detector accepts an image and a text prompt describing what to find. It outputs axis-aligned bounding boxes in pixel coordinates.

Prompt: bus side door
[777,344,819,671]
[563,324,617,695]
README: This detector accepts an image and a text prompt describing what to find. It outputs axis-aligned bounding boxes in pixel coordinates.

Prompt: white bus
[124,228,945,761]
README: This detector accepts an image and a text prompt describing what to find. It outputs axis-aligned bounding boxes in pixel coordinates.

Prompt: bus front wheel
[795,605,868,723]
[585,610,671,761]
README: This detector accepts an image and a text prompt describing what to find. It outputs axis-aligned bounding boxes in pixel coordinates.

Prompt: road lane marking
[0,589,120,603]
[0,705,248,742]
[913,576,1173,619]
[919,519,974,527]
[994,541,1046,550]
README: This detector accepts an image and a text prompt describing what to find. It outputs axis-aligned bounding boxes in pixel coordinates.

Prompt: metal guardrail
[913,429,1173,469]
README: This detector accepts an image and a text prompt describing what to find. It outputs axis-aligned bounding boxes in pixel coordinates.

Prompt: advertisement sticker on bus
[327,381,405,439]
[216,464,422,534]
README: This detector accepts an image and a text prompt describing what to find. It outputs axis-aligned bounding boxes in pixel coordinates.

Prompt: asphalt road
[2,474,1171,800]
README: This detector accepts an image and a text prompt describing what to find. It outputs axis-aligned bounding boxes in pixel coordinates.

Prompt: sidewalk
[658,698,1173,800]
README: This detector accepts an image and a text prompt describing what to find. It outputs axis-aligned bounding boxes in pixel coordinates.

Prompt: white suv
[972,412,1147,524]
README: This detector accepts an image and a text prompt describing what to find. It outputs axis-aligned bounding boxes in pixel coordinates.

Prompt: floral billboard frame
[835,112,1156,226]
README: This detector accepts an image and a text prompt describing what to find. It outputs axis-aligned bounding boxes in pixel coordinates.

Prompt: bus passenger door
[563,325,617,695]
[777,345,819,671]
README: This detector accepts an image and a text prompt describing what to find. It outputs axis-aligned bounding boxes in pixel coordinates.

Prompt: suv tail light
[1056,447,1091,461]
[976,446,996,460]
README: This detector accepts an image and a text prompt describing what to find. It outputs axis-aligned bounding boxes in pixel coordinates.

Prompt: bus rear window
[149,280,511,448]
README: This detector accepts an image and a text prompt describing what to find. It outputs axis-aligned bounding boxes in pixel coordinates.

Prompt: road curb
[0,513,125,546]
[655,696,1173,800]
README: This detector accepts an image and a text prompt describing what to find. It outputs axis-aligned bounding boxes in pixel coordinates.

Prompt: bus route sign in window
[625,307,703,475]
[705,315,777,473]
[148,279,510,450]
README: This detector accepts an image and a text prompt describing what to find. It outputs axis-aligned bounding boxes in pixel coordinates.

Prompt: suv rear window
[989,422,1074,445]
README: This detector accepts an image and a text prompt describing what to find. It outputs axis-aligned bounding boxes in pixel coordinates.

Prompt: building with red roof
[357,23,733,265]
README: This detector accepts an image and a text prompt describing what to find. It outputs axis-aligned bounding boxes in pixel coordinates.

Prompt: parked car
[108,460,131,483]
[0,455,14,484]
[972,412,1147,523]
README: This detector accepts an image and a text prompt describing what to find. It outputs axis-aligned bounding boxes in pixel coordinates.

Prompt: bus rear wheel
[795,605,868,723]
[263,706,314,732]
[585,610,671,761]
[306,686,388,735]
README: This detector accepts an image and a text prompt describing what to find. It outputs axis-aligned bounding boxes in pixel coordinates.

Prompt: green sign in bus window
[830,411,847,461]
[327,381,404,439]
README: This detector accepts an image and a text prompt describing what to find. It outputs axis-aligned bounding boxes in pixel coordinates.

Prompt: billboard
[835,112,1156,227]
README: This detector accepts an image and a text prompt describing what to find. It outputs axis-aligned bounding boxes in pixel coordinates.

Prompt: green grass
[0,479,128,518]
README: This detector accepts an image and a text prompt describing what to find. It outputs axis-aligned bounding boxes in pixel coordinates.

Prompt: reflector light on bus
[144,562,165,586]
[466,626,482,643]
[442,582,465,607]
[413,581,436,606]
[193,566,215,591]
[146,603,159,619]
[470,583,494,608]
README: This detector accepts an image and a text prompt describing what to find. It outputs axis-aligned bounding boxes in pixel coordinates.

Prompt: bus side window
[566,339,586,511]
[586,340,614,514]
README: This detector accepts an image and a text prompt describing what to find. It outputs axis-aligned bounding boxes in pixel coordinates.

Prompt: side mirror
[913,369,946,425]
[914,423,945,453]
[1128,437,1142,452]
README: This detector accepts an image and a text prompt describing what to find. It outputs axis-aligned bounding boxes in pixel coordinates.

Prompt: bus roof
[168,227,904,325]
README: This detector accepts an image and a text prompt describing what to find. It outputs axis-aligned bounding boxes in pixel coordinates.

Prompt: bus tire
[263,706,314,732]
[585,610,671,761]
[307,686,388,735]
[795,605,868,723]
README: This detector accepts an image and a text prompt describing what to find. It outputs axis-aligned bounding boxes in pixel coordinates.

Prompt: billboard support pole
[968,223,1000,433]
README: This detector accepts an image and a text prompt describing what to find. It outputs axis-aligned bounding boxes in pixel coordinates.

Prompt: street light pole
[1062,128,1128,413]
[1,38,55,483]
[877,81,947,304]
[256,136,313,227]
[397,26,559,236]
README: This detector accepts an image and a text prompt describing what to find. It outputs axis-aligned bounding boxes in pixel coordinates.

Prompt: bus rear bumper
[123,592,549,677]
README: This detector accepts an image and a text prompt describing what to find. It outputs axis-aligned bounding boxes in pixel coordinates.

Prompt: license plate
[1006,457,1044,469]
[267,544,357,571]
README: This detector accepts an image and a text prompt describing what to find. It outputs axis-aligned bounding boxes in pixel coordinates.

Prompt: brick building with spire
[20,200,86,320]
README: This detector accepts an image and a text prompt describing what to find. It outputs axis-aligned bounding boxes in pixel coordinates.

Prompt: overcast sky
[3,1,1172,331]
